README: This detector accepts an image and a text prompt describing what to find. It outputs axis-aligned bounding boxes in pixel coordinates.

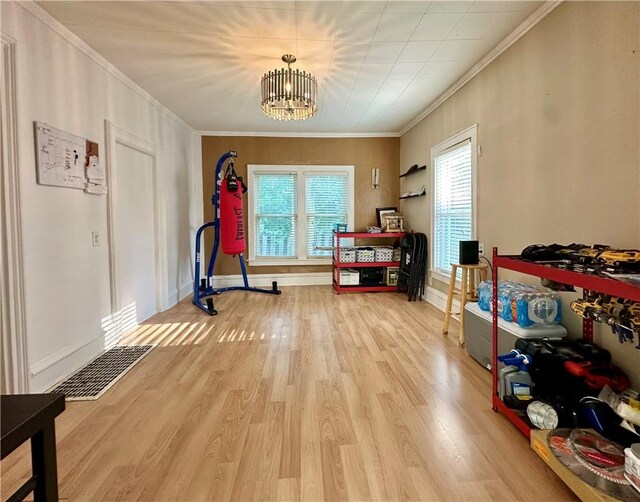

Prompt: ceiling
[38,1,543,134]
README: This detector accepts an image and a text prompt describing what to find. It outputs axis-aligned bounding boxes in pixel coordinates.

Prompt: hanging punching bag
[220,179,246,255]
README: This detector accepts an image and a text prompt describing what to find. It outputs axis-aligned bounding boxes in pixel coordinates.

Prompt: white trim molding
[18,1,194,134]
[0,34,29,394]
[399,1,564,136]
[199,131,400,138]
[105,120,168,335]
[424,286,460,314]
[211,272,331,288]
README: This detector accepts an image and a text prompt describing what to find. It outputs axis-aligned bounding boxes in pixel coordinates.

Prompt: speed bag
[219,179,246,255]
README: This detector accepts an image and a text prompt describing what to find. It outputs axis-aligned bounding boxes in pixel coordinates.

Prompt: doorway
[105,121,166,339]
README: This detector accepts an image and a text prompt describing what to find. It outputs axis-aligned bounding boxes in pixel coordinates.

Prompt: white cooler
[464,302,567,371]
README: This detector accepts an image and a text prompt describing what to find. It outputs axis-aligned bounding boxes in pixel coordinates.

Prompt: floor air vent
[49,345,154,401]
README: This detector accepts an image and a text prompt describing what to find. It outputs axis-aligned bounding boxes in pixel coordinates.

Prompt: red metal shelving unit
[333,231,404,294]
[491,247,640,438]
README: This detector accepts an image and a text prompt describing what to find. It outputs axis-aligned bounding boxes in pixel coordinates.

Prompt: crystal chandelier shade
[260,54,318,121]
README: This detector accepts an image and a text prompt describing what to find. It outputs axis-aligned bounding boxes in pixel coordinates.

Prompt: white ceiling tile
[417,59,469,78]
[358,62,394,79]
[296,40,334,61]
[259,39,298,61]
[384,1,431,13]
[352,78,385,93]
[370,94,398,109]
[389,62,424,79]
[296,1,343,11]
[331,42,371,62]
[296,8,339,40]
[448,12,505,40]
[365,42,406,62]
[333,10,383,41]
[373,13,422,41]
[217,37,269,67]
[427,1,473,13]
[398,40,440,61]
[325,66,361,91]
[377,78,412,96]
[397,78,442,103]
[253,8,298,39]
[246,1,297,9]
[210,6,261,37]
[430,38,497,61]
[341,1,388,13]
[411,13,463,40]
[469,1,542,13]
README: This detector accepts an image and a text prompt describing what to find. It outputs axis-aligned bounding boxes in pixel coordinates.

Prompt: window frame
[247,164,355,266]
[429,124,478,284]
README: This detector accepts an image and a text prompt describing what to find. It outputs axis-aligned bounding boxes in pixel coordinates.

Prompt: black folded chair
[397,233,428,301]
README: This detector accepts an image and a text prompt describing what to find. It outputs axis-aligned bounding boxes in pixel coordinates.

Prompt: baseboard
[424,286,460,313]
[210,272,331,288]
[179,282,192,300]
[168,282,193,306]
[29,333,106,392]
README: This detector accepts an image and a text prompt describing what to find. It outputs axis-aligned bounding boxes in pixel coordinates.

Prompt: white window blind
[253,173,297,258]
[305,174,348,257]
[433,139,473,276]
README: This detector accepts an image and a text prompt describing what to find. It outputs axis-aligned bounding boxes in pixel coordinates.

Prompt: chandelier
[260,54,318,121]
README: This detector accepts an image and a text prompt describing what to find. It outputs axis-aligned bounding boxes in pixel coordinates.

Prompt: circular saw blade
[547,429,639,502]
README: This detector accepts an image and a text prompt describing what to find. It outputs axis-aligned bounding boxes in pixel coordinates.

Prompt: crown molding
[398,0,564,136]
[199,130,400,138]
[18,1,195,134]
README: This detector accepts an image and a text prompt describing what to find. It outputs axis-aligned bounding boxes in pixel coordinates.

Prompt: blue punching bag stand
[193,150,282,315]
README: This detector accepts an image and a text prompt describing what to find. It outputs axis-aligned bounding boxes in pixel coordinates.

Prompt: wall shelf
[399,193,426,200]
[399,165,426,178]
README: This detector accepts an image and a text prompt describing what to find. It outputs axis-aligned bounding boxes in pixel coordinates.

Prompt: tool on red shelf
[571,292,640,349]
[564,361,631,393]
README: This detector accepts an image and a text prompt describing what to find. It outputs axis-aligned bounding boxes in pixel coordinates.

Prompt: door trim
[105,120,167,334]
[1,35,29,393]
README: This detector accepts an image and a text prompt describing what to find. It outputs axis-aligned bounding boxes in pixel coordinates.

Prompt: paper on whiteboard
[86,155,105,180]
[35,122,86,189]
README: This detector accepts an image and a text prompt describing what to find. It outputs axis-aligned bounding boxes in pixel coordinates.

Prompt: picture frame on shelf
[376,207,397,227]
[381,212,404,232]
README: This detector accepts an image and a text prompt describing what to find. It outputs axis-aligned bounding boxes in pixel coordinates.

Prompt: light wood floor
[1,287,576,501]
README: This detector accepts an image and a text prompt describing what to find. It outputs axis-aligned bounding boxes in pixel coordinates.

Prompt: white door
[113,142,157,330]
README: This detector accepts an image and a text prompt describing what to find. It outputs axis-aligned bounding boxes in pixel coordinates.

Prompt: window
[248,165,354,265]
[431,125,477,281]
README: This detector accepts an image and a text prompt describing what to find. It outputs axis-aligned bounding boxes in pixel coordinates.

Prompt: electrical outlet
[478,243,484,255]
[92,231,100,247]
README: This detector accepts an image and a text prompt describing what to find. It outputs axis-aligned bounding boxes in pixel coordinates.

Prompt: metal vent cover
[49,345,154,401]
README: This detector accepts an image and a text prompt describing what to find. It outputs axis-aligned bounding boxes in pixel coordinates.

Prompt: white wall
[1,2,198,391]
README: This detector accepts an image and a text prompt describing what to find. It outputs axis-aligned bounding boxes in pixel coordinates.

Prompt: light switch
[92,231,100,247]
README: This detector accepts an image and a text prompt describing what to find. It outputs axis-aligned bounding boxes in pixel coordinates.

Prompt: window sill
[248,258,332,267]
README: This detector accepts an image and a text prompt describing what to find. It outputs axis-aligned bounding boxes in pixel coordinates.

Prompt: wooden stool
[442,263,489,347]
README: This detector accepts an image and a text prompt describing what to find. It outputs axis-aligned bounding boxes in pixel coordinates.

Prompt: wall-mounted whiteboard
[35,122,87,189]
